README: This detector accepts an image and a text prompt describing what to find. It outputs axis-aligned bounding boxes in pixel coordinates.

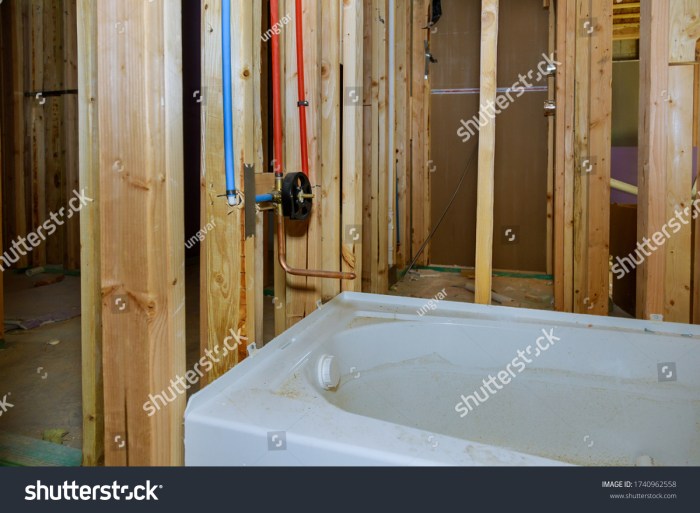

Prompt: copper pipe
[276,214,356,280]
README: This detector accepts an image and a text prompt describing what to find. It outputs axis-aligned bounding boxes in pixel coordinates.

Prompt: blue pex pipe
[222,0,237,206]
[255,194,274,204]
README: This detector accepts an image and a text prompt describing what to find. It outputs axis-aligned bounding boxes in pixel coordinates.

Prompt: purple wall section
[611,147,699,204]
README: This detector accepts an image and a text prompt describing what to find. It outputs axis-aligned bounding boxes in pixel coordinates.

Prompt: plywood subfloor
[0,260,204,458]
[390,268,555,311]
[391,268,633,318]
[0,317,82,450]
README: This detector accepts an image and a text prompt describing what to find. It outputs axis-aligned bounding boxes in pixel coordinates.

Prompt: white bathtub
[185,292,700,466]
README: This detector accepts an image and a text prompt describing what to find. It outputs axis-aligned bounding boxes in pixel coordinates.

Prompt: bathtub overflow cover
[317,355,340,390]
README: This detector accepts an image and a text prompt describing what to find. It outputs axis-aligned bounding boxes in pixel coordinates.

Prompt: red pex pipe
[294,0,310,177]
[270,0,284,177]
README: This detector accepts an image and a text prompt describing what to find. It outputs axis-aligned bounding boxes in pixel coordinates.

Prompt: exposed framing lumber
[300,0,323,319]
[586,0,612,317]
[0,1,6,347]
[369,0,379,292]
[43,0,65,265]
[0,62,3,348]
[362,0,372,291]
[562,0,578,314]
[474,0,499,305]
[664,65,693,323]
[200,0,251,378]
[238,0,260,351]
[573,0,612,316]
[410,0,430,267]
[97,0,185,465]
[63,0,80,270]
[693,42,700,324]
[554,0,565,309]
[273,0,288,335]
[670,0,700,64]
[321,0,341,301]
[370,0,389,293]
[317,2,344,301]
[341,0,364,291]
[77,0,103,467]
[29,0,47,267]
[637,0,669,320]
[546,0,555,276]
[282,0,312,328]
[270,0,290,336]
[9,0,28,269]
[554,0,612,315]
[252,0,264,343]
[378,0,389,291]
[664,0,700,322]
[1,1,80,271]
[393,0,409,270]
[572,0,591,315]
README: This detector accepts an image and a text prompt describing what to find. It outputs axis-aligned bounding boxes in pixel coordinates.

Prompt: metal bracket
[544,62,557,77]
[244,164,257,237]
[424,40,438,80]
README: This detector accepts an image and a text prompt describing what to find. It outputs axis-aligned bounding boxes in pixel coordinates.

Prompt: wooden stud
[0,46,4,347]
[562,0,576,313]
[9,0,28,269]
[238,0,258,352]
[585,0,613,316]
[273,0,288,335]
[693,42,700,324]
[637,0,669,320]
[664,65,694,323]
[97,0,185,465]
[200,0,247,381]
[393,0,409,270]
[572,0,590,314]
[571,0,612,317]
[553,0,576,312]
[30,0,47,267]
[380,0,391,290]
[361,0,372,291]
[370,0,388,293]
[321,0,341,301]
[341,0,364,291]
[546,0,555,276]
[43,0,64,266]
[665,0,699,322]
[410,0,430,267]
[64,0,80,270]
[474,0,499,305]
[283,0,309,328]
[77,0,103,466]
[669,0,700,64]
[252,0,264,344]
[369,0,380,292]
[302,0,322,318]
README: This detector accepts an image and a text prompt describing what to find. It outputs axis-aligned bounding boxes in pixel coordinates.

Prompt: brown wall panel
[429,0,549,272]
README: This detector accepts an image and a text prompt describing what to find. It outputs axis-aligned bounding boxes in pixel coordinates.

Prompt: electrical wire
[402,143,479,279]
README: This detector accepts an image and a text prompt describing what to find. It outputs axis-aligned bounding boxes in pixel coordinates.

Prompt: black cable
[402,142,479,279]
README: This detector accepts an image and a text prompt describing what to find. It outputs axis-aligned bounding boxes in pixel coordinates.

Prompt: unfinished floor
[0,257,280,461]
